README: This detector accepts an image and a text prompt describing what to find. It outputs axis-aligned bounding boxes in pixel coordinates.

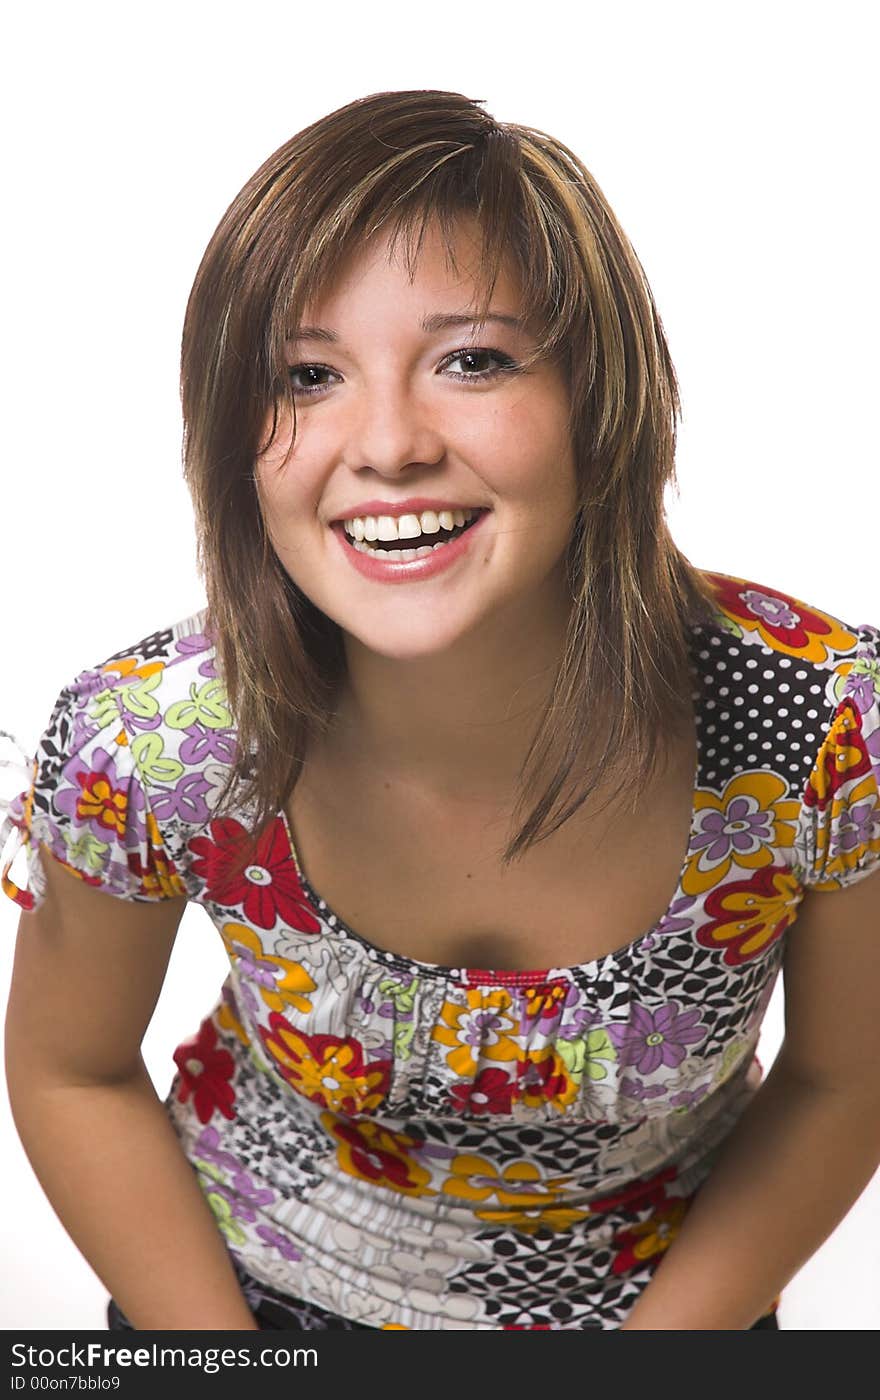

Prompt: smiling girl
[2,90,879,1331]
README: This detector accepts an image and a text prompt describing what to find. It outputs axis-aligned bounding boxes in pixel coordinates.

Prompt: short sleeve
[795,623,880,892]
[1,668,189,913]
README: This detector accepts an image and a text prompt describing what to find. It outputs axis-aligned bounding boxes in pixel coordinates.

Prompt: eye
[440,348,519,382]
[287,364,340,397]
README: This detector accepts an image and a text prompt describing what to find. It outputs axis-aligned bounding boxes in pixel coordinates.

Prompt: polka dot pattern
[4,573,879,1332]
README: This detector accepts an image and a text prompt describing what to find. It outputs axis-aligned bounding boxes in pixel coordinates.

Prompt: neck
[325,573,575,806]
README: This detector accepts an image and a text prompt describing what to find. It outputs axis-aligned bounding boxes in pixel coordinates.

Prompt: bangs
[265,125,581,417]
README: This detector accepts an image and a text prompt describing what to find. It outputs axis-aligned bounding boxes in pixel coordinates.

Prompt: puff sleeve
[795,623,880,892]
[1,666,189,913]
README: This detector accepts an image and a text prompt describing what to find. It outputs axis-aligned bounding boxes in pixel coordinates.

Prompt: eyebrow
[286,312,526,343]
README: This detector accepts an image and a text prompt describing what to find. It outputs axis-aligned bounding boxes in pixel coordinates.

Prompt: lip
[330,497,486,523]
[331,509,490,584]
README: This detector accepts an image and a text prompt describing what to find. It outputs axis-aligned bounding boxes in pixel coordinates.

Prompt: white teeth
[349,538,444,561]
[343,507,477,542]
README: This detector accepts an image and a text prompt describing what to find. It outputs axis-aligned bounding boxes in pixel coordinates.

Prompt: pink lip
[330,498,485,523]
[331,510,489,583]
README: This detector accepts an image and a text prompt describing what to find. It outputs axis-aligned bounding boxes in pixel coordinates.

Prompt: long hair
[180,89,720,873]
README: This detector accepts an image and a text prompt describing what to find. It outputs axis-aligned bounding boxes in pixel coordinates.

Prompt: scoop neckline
[276,663,704,985]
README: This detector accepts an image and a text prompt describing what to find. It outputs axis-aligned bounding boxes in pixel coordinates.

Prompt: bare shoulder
[5,845,188,1083]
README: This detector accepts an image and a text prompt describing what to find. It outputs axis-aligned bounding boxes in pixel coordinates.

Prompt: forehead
[294,216,523,327]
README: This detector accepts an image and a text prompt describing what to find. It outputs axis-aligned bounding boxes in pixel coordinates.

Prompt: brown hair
[180,89,720,873]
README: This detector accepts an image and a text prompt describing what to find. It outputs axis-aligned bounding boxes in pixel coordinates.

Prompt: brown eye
[440,348,518,381]
[287,364,339,395]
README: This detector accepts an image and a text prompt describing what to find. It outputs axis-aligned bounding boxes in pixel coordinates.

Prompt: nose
[342,379,445,477]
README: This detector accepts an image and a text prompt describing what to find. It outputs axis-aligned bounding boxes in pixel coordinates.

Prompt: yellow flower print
[221,922,316,1015]
[76,776,127,839]
[705,574,859,664]
[612,1198,688,1273]
[205,1190,247,1246]
[320,1113,434,1197]
[102,656,165,685]
[432,988,518,1077]
[812,772,880,888]
[442,1155,590,1234]
[261,1016,390,1113]
[516,1046,581,1112]
[684,773,801,898]
[806,702,866,807]
[521,982,569,1023]
[138,854,189,900]
[217,994,251,1048]
[803,700,880,889]
[697,864,802,964]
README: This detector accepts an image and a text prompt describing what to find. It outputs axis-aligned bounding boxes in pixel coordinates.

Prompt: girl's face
[256,218,578,661]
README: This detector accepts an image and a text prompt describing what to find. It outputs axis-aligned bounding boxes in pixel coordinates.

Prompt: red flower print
[188,816,321,932]
[125,847,188,900]
[260,1013,391,1114]
[589,1165,677,1216]
[74,769,128,839]
[449,1068,515,1115]
[322,1115,433,1196]
[697,865,801,965]
[704,573,859,663]
[173,1017,236,1123]
[803,699,871,812]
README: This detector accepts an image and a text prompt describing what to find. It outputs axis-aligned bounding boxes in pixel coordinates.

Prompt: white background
[1,0,878,1331]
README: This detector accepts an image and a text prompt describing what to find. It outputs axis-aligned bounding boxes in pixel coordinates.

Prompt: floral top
[2,571,879,1330]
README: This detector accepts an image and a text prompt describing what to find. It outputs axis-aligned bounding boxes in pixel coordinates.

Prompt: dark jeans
[106,1294,781,1331]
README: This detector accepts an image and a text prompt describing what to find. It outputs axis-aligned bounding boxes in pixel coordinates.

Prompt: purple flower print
[225,935,278,993]
[692,798,771,864]
[149,772,214,826]
[178,724,238,768]
[559,1005,603,1038]
[175,632,220,680]
[56,745,147,845]
[175,634,213,659]
[741,589,799,629]
[235,978,261,1021]
[620,1076,667,1101]
[669,1084,711,1109]
[609,1001,707,1075]
[843,657,879,720]
[830,800,878,859]
[70,707,102,755]
[415,1141,457,1163]
[255,1225,301,1262]
[210,1169,276,1223]
[462,1010,507,1047]
[641,894,698,950]
[194,1125,242,1174]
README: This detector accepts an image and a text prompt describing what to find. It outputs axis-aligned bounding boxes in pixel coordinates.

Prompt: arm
[620,869,880,1330]
[5,846,259,1330]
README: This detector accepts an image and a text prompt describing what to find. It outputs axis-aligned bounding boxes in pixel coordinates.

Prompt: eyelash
[285,348,519,398]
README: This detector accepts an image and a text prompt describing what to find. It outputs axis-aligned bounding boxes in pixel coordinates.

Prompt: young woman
[2,90,879,1332]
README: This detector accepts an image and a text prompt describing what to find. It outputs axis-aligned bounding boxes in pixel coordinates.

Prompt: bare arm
[620,870,880,1330]
[5,846,259,1330]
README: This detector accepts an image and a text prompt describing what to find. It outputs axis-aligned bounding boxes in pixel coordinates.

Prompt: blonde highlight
[180,89,719,877]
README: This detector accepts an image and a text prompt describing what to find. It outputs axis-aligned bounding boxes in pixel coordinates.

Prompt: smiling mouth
[339,510,487,557]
